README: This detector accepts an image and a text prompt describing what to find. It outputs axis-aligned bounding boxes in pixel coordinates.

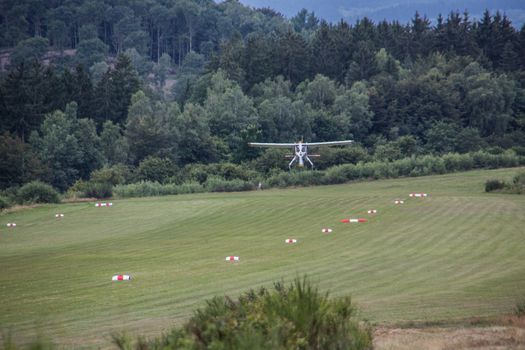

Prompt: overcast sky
[237,0,525,27]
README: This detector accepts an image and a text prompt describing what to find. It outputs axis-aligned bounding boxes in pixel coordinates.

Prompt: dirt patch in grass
[61,197,98,203]
[2,204,41,214]
[374,317,525,350]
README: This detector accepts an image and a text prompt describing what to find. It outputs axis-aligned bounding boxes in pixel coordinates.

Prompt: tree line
[0,0,524,194]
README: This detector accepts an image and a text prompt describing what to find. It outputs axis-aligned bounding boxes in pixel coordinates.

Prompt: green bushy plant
[65,179,88,199]
[266,169,324,188]
[84,181,113,199]
[266,171,290,188]
[136,157,177,184]
[515,300,525,317]
[485,179,506,192]
[89,164,131,186]
[16,181,60,204]
[512,171,525,194]
[322,164,354,185]
[0,195,12,211]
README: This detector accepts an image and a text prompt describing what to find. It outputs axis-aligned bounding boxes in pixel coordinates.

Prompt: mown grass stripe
[1,167,525,347]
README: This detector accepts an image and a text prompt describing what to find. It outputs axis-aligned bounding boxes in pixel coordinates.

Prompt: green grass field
[1,168,525,348]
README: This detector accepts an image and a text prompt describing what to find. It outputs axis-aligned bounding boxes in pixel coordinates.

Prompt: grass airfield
[1,168,525,348]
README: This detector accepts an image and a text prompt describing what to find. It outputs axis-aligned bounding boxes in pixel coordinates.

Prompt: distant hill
[238,0,525,27]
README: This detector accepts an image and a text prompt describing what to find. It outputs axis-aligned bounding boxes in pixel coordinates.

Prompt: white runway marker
[112,275,131,281]
[340,218,367,223]
[409,193,428,197]
[225,256,240,261]
[95,202,113,207]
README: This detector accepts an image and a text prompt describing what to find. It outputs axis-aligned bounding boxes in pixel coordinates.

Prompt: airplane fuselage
[295,143,307,167]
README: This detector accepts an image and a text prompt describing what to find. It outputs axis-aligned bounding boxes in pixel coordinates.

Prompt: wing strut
[288,155,298,169]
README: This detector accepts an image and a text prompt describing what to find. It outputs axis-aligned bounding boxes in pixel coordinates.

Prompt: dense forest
[0,0,524,198]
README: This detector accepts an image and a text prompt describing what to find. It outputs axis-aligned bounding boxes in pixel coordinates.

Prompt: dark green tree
[100,120,129,165]
[76,38,108,68]
[346,41,378,84]
[124,91,179,163]
[29,104,83,191]
[94,53,140,125]
[243,32,275,87]
[0,61,57,140]
[10,37,49,67]
[176,103,217,165]
[275,29,308,84]
[204,70,257,154]
[309,21,339,80]
[291,8,319,33]
[0,132,47,189]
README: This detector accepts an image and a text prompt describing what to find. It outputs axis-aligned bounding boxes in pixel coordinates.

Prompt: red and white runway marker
[394,200,404,204]
[409,193,428,197]
[322,228,333,233]
[225,256,240,261]
[340,218,367,223]
[367,209,377,214]
[285,238,297,244]
[95,202,113,207]
[112,274,131,281]
[6,223,16,227]
[55,213,64,218]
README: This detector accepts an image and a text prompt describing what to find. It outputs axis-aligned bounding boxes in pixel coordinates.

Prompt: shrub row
[266,151,525,189]
[113,181,205,198]
[113,177,258,198]
[109,151,525,199]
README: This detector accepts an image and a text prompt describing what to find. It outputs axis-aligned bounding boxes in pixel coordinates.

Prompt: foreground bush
[16,181,60,204]
[113,277,372,350]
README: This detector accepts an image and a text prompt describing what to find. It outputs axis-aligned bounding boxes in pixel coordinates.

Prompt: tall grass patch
[113,181,205,198]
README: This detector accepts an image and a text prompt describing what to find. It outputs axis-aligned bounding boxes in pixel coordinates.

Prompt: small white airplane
[248,140,353,169]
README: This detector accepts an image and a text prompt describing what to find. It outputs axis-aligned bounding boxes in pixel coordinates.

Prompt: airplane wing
[248,142,296,148]
[304,140,353,147]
